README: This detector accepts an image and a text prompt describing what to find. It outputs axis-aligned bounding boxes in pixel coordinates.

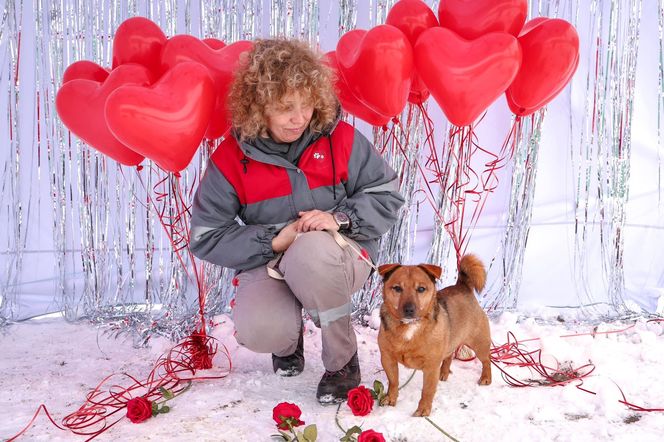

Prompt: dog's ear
[417,264,442,282]
[378,264,401,281]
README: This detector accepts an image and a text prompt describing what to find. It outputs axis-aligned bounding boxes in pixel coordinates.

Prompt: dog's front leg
[414,363,439,417]
[380,352,399,406]
[440,355,452,381]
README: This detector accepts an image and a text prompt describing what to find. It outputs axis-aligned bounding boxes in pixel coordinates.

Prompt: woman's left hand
[297,210,339,232]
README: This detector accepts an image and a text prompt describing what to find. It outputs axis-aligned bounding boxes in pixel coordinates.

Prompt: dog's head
[377,264,442,323]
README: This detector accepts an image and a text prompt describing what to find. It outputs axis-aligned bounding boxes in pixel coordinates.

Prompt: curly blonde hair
[228,38,339,140]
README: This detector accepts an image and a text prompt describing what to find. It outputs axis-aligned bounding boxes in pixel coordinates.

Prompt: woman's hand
[296,210,338,232]
[271,222,299,253]
[273,211,338,253]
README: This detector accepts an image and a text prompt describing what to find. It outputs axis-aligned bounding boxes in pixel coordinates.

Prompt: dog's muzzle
[402,302,416,318]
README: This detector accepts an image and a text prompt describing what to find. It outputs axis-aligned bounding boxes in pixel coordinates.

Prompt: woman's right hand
[271,222,299,253]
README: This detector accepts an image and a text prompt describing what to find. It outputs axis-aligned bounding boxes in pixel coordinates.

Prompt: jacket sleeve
[335,128,405,240]
[189,161,276,270]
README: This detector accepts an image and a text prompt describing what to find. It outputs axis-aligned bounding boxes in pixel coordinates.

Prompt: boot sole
[316,393,346,405]
[275,367,303,377]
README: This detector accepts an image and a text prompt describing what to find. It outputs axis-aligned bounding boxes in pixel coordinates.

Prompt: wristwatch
[332,211,351,230]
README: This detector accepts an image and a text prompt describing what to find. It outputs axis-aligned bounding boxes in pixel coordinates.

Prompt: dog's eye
[392,286,403,293]
[417,286,426,293]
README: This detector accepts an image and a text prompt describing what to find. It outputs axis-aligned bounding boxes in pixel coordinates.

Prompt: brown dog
[377,254,492,416]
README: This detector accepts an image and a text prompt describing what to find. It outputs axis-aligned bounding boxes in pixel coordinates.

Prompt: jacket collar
[236,108,342,168]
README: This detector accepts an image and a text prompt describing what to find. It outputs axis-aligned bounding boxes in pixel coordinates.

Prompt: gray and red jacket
[189,120,405,271]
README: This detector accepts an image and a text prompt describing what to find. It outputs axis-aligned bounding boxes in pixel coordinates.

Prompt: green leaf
[151,402,159,412]
[151,409,159,417]
[159,405,170,414]
[159,387,174,400]
[303,424,317,441]
[294,430,306,442]
[345,425,363,437]
[278,430,293,441]
[373,380,385,396]
[270,434,289,441]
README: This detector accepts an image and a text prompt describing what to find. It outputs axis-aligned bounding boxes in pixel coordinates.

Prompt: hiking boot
[272,327,304,377]
[316,352,361,404]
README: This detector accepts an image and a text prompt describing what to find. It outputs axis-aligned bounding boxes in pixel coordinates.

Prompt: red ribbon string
[136,166,210,327]
[490,331,596,388]
[9,164,230,440]
[411,108,524,265]
[8,332,231,441]
[478,324,663,412]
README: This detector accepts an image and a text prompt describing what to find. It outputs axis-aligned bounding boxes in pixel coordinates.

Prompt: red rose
[347,385,374,416]
[272,402,305,430]
[126,396,153,423]
[358,429,386,442]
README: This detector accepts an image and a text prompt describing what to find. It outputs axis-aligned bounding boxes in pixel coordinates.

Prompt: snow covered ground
[1,312,663,441]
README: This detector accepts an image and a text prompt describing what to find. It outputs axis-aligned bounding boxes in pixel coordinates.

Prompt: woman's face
[265,91,314,143]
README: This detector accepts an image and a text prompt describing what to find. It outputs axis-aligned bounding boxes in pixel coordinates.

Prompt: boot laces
[323,366,349,378]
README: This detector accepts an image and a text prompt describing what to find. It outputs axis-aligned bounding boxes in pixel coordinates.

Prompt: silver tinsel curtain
[1,0,662,339]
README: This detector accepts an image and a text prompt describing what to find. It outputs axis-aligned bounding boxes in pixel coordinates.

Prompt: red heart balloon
[105,62,215,173]
[438,0,528,40]
[336,25,413,117]
[112,17,167,78]
[324,51,391,127]
[202,38,226,50]
[415,27,521,126]
[506,18,579,116]
[62,61,110,84]
[505,93,538,116]
[56,64,151,166]
[518,17,549,36]
[386,0,439,105]
[407,76,430,105]
[161,36,252,140]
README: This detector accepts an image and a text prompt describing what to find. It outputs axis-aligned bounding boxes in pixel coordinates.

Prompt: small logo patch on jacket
[312,152,325,160]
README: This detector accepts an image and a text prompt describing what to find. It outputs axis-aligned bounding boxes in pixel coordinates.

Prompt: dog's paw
[412,405,432,417]
[380,395,398,407]
[479,365,492,385]
[478,375,491,385]
[439,370,451,381]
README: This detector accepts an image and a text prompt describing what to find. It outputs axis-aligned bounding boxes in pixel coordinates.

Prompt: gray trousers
[232,231,372,371]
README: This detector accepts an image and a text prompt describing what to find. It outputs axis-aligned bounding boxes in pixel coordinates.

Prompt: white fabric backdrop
[0,0,662,322]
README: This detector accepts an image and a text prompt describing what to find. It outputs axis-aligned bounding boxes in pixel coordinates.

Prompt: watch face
[334,212,350,227]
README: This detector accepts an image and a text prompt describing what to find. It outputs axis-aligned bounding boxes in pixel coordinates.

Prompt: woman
[189,38,404,403]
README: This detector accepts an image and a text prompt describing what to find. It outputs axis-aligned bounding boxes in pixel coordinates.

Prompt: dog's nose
[403,302,416,317]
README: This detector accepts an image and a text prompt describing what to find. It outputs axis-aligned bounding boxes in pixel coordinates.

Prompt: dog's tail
[457,254,486,294]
